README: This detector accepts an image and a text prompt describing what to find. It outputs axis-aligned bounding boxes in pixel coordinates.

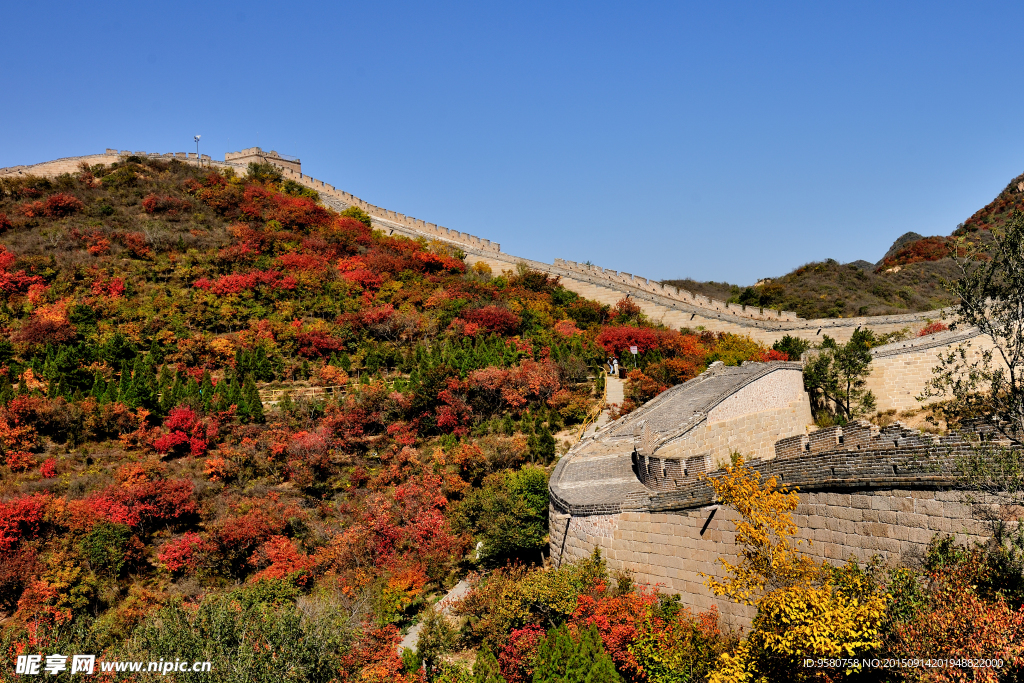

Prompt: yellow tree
[702,457,887,682]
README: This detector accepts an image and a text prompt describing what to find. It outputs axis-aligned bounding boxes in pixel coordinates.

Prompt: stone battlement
[225,147,301,173]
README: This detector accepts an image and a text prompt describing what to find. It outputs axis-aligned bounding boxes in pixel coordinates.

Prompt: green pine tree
[531,625,619,683]
[228,378,243,408]
[200,370,214,410]
[566,626,619,683]
[532,625,575,682]
[530,424,556,464]
[473,647,503,683]
[184,378,200,401]
[90,373,106,400]
[115,362,130,403]
[102,377,117,404]
[0,377,14,406]
[213,379,232,413]
[244,378,264,423]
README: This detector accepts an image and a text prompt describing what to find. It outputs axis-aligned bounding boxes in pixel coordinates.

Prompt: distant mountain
[664,171,1024,319]
[877,232,925,266]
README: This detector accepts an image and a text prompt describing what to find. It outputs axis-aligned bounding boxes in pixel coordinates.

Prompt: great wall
[3,148,1014,628]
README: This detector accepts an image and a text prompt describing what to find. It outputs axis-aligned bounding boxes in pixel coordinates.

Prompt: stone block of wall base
[552,488,1016,629]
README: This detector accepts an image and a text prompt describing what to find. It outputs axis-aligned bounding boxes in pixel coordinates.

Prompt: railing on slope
[258,385,347,404]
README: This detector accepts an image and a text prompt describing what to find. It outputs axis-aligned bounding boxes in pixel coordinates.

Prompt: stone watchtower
[224,147,301,174]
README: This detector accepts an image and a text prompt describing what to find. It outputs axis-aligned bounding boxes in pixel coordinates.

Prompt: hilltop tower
[224,147,301,174]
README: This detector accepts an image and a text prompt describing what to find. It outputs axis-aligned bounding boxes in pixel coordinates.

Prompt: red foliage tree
[43,194,85,217]
[0,545,39,611]
[752,348,789,362]
[157,532,209,574]
[569,586,657,679]
[152,406,217,457]
[596,325,660,356]
[338,625,415,683]
[184,172,244,216]
[212,500,294,572]
[277,252,330,272]
[91,276,126,299]
[142,194,191,215]
[412,250,466,274]
[613,297,643,322]
[616,369,667,416]
[0,494,48,553]
[323,216,373,256]
[271,194,332,230]
[314,473,467,583]
[0,245,44,296]
[87,479,197,530]
[13,317,76,348]
[193,269,297,296]
[40,457,56,478]
[468,360,561,412]
[6,450,35,472]
[112,231,152,258]
[917,321,949,337]
[498,624,547,683]
[248,536,314,586]
[295,330,346,358]
[463,306,521,335]
[886,548,1024,673]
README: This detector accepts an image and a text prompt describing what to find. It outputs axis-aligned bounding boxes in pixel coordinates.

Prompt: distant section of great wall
[1,147,985,414]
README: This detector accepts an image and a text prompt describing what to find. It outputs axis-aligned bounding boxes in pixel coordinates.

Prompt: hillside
[0,156,787,680]
[665,170,1024,319]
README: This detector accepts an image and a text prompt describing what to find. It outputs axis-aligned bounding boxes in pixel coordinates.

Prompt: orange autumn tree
[702,457,887,682]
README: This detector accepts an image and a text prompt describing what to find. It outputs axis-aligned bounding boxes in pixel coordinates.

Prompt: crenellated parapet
[554,258,799,322]
[254,158,502,254]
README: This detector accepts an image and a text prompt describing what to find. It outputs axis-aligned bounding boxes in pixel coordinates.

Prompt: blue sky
[3,1,1023,284]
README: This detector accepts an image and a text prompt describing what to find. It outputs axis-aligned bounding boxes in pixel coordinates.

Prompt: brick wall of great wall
[644,399,813,480]
[550,422,1022,628]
